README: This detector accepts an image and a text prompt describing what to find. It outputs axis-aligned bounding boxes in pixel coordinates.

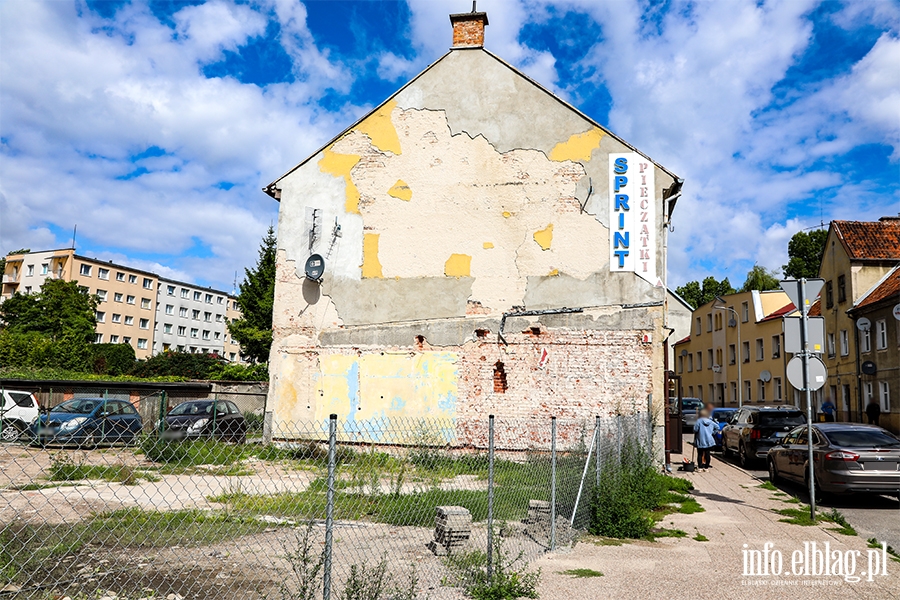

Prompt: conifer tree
[228,226,277,363]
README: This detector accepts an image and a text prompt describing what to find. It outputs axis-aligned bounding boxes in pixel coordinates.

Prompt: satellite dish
[856,317,871,332]
[712,364,721,373]
[760,370,771,382]
[680,349,689,357]
[304,254,325,281]
[861,361,876,376]
[728,318,737,328]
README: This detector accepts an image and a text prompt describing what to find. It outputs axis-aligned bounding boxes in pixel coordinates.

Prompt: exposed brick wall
[452,19,485,48]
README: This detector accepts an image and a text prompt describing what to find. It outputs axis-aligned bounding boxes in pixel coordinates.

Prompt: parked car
[161,400,247,443]
[711,407,738,449]
[681,397,703,432]
[721,405,806,468]
[0,389,40,442]
[768,423,900,498]
[30,398,142,447]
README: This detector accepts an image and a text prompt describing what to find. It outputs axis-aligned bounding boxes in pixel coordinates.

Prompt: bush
[207,362,269,381]
[91,343,136,376]
[446,535,540,600]
[0,330,92,372]
[131,350,224,379]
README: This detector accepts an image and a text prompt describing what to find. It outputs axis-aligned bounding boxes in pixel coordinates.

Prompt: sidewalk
[533,452,900,600]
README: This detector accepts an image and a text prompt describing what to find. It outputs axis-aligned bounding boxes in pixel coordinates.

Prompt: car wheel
[0,421,22,442]
[722,439,732,458]
[768,459,779,483]
[739,442,751,469]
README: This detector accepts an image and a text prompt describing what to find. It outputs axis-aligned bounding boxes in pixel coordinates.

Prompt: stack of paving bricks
[427,505,472,556]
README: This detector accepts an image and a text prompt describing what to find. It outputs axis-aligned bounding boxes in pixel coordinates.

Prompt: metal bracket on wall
[497,307,584,345]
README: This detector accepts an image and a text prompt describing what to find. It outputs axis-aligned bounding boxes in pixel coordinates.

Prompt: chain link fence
[1,385,652,600]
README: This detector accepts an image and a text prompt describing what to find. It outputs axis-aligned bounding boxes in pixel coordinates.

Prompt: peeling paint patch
[362,233,383,278]
[355,100,402,155]
[318,146,362,214]
[549,127,604,162]
[388,179,412,201]
[533,224,553,251]
[548,269,559,276]
[483,242,494,249]
[444,253,472,277]
[502,211,512,218]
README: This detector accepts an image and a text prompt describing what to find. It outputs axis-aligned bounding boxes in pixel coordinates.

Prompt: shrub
[207,362,269,381]
[131,350,224,379]
[446,534,540,600]
[140,436,189,464]
[91,343,136,376]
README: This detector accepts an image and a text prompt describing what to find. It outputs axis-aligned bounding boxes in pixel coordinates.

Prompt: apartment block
[154,278,234,357]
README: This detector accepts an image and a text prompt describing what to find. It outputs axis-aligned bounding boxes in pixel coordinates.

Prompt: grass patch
[776,508,817,526]
[48,454,154,485]
[776,506,857,535]
[585,536,625,546]
[676,498,705,514]
[647,528,687,540]
[140,437,251,466]
[560,568,603,578]
[759,481,778,491]
[693,533,709,542]
[822,508,856,536]
[867,538,900,564]
[781,497,801,504]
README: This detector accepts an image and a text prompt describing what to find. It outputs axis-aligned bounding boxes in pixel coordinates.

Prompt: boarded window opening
[415,335,425,350]
[493,362,508,393]
[475,328,489,339]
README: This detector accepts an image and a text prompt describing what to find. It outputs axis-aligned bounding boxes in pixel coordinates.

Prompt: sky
[1,0,898,292]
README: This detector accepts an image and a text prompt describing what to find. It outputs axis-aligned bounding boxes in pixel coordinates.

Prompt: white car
[1,389,40,442]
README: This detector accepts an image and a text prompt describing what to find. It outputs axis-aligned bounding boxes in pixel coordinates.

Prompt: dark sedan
[31,398,142,447]
[161,400,247,443]
[768,423,900,498]
[721,406,807,468]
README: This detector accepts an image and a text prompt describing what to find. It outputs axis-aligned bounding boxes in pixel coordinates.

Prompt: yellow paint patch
[502,211,512,218]
[548,269,559,276]
[355,100,402,155]
[444,253,471,278]
[533,224,554,251]
[388,179,412,201]
[549,127,604,162]
[362,233,383,278]
[318,146,361,213]
[483,242,494,249]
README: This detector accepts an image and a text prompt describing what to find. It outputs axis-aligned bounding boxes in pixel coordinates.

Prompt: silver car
[767,423,900,497]
[681,397,703,432]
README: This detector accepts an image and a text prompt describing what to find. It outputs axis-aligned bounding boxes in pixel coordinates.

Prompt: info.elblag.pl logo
[742,542,892,584]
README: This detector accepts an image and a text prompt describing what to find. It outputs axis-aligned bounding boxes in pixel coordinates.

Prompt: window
[756,339,764,361]
[41,263,48,275]
[840,330,849,356]
[139,318,149,329]
[137,338,148,349]
[217,297,224,305]
[744,380,752,402]
[758,380,766,402]
[141,298,151,309]
[94,333,103,343]
[215,314,223,323]
[876,319,887,350]
[126,295,135,304]
[706,314,713,332]
[24,286,32,293]
[181,288,189,298]
[95,311,105,323]
[825,281,834,308]
[729,344,736,365]
[688,386,694,397]
[123,336,131,344]
[865,382,873,404]
[837,275,846,303]
[731,382,738,403]
[772,336,781,359]
[191,328,198,338]
[163,324,172,334]
[842,384,851,413]
[26,264,35,277]
[214,332,221,340]
[110,335,119,343]
[861,327,871,353]
[677,355,684,374]
[229,353,236,361]
[114,292,123,302]
[194,291,201,301]
[80,264,92,276]
[202,330,210,340]
[707,349,713,369]
[204,312,211,322]
[111,313,121,323]
[774,377,782,401]
[688,354,693,372]
[827,333,835,358]
[879,381,890,412]
[180,307,188,317]
[177,326,186,336]
[205,293,213,304]
[143,278,152,289]
[742,341,750,363]
[192,309,200,320]
[96,290,107,302]
[165,304,174,315]
[116,272,125,282]
[98,268,109,280]
[695,317,701,335]
[741,302,749,323]
[124,316,134,325]
[697,387,703,402]
[167,285,175,296]
[128,274,137,284]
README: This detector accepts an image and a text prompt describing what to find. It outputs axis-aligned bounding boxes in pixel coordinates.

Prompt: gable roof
[832,218,900,261]
[807,299,821,317]
[850,264,900,312]
[760,302,797,322]
[264,48,681,200]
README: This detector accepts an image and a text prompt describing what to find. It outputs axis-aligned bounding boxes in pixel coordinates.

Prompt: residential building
[814,217,900,430]
[262,9,683,452]
[673,290,793,408]
[152,278,237,357]
[224,297,243,363]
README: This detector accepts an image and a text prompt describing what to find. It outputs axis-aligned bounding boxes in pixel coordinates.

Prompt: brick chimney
[450,3,488,48]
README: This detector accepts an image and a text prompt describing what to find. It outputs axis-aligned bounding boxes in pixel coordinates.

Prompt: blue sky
[1,0,898,291]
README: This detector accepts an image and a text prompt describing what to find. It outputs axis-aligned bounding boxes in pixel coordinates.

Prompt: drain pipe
[497,307,584,345]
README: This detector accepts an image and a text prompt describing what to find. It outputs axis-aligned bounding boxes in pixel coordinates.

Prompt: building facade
[152,278,239,358]
[263,10,683,452]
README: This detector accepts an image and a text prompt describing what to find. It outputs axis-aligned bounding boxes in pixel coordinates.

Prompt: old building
[263,10,683,452]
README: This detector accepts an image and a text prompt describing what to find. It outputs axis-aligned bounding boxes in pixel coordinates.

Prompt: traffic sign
[893,303,900,321]
[784,316,825,354]
[780,279,825,314]
[856,317,871,332]
[787,355,827,391]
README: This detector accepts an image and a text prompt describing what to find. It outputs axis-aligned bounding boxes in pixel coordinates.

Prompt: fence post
[616,414,623,462]
[594,415,601,487]
[550,416,557,551]
[323,414,337,600]
[0,385,4,441]
[487,414,495,579]
[158,391,167,434]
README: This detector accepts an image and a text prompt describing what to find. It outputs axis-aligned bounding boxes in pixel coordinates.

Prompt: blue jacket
[694,417,717,449]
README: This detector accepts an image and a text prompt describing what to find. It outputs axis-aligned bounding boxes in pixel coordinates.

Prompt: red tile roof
[853,266,900,311]
[807,299,821,317]
[674,335,691,345]
[834,218,900,261]
[760,302,797,322]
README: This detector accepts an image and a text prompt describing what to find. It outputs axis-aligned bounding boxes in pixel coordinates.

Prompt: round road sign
[893,303,900,321]
[786,355,828,391]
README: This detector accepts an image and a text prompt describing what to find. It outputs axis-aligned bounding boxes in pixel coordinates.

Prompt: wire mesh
[1,385,652,600]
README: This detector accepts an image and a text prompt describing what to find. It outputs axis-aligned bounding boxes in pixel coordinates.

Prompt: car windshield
[51,399,101,414]
[712,410,734,422]
[682,399,702,410]
[759,412,806,427]
[169,402,213,416]
[826,429,900,448]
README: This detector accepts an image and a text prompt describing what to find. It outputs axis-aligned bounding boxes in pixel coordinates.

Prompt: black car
[161,400,247,443]
[721,406,806,468]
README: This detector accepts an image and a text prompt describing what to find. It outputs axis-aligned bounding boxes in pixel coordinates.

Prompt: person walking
[821,398,836,422]
[866,399,881,425]
[693,409,717,470]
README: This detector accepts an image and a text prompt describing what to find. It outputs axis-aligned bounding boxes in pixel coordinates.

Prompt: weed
[341,558,389,600]
[776,508,816,526]
[277,521,323,600]
[647,528,687,540]
[867,538,900,563]
[446,535,540,600]
[759,481,778,492]
[693,533,708,542]
[560,568,603,578]
[781,497,801,504]
[822,509,856,536]
[48,453,143,485]
[141,437,248,466]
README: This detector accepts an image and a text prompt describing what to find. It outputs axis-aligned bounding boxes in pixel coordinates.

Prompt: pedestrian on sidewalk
[866,399,881,425]
[693,408,717,470]
[821,398,836,422]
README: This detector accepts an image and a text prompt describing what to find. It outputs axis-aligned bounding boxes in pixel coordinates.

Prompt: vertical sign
[609,153,656,285]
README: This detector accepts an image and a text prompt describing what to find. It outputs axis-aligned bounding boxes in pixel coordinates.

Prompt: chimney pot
[450,10,488,48]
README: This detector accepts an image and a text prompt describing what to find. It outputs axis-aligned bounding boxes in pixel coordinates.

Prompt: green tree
[739,265,780,292]
[0,279,97,342]
[783,229,827,279]
[228,226,276,363]
[675,276,736,309]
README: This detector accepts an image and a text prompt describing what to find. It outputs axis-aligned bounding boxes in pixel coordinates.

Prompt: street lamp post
[714,300,742,408]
